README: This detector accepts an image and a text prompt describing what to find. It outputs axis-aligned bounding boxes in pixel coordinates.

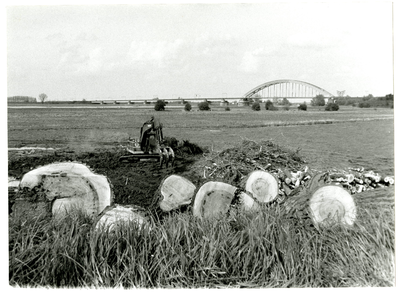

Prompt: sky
[6,1,395,101]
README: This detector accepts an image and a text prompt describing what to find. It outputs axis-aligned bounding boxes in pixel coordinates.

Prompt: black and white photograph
[6,0,396,288]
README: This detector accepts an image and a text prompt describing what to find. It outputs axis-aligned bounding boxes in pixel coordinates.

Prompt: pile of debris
[194,139,394,197]
[326,168,394,194]
[197,139,303,181]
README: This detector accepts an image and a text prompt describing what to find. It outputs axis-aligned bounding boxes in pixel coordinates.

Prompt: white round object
[309,185,356,226]
[245,170,279,203]
[193,181,237,218]
[237,191,259,211]
[18,162,112,218]
[20,162,93,189]
[159,175,196,211]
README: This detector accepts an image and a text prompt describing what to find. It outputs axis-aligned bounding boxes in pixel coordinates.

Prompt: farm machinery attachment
[119,117,175,168]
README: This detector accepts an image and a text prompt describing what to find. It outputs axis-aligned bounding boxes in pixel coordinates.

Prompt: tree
[385,94,394,101]
[184,103,192,111]
[198,101,210,111]
[154,100,166,111]
[265,100,276,111]
[298,103,307,111]
[311,94,325,106]
[38,93,48,103]
[363,94,374,101]
[325,103,339,111]
[252,102,261,111]
[278,98,291,106]
[358,102,371,108]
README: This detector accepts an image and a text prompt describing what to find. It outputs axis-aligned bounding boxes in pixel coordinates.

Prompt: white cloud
[286,31,337,49]
[238,47,268,73]
[45,33,64,41]
[57,45,117,75]
[59,47,86,66]
[57,42,131,75]
[128,39,185,68]
[194,33,238,56]
[77,47,104,74]
[75,32,98,42]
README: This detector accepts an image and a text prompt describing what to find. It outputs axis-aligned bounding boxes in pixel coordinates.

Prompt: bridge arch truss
[244,79,334,100]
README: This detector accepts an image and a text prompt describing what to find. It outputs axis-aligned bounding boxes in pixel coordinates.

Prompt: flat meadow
[8,104,394,173]
[7,104,395,288]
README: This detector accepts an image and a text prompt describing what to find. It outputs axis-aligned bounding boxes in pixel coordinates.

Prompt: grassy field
[9,197,395,288]
[7,105,395,288]
[8,105,394,174]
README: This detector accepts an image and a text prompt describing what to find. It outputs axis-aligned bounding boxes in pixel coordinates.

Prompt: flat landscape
[8,104,395,288]
[8,105,394,174]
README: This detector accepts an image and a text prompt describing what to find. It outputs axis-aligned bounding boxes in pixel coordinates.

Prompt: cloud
[76,47,104,74]
[128,39,186,68]
[238,47,272,73]
[45,33,64,41]
[193,33,237,55]
[57,44,87,71]
[59,35,240,77]
[57,45,116,75]
[126,35,242,79]
[75,32,98,42]
[286,30,341,50]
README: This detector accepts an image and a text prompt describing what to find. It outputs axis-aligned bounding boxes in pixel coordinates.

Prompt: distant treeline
[335,94,394,108]
[7,98,91,104]
[8,96,37,103]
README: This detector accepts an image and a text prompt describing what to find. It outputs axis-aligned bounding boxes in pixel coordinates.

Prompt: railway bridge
[243,79,334,103]
[90,79,334,105]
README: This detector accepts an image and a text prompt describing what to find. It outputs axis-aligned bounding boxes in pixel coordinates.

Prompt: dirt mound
[163,137,204,156]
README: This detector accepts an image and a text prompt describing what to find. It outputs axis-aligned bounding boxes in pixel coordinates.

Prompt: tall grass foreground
[9,204,394,288]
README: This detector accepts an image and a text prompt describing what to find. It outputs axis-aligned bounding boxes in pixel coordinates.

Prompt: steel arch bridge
[243,79,334,100]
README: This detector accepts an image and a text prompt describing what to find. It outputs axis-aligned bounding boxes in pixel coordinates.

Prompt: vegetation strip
[204,117,394,129]
[9,202,394,288]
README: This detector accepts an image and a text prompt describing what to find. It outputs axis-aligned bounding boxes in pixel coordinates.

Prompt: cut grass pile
[9,201,394,288]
